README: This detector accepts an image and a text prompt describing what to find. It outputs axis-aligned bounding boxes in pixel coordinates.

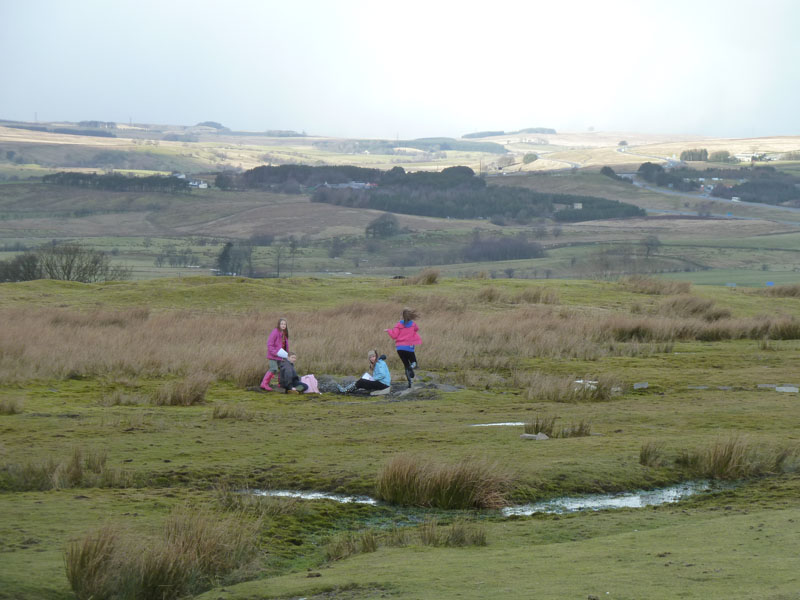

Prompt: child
[338,350,392,396]
[279,352,308,394]
[386,308,421,388]
[260,317,289,391]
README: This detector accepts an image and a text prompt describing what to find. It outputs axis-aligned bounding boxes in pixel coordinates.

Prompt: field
[1,275,800,599]
[2,123,800,598]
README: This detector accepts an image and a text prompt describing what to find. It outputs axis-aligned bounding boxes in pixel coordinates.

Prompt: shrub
[375,454,511,509]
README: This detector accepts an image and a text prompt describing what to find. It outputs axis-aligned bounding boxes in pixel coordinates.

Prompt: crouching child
[279,352,308,394]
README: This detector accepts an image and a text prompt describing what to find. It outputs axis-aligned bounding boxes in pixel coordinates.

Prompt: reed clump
[151,373,215,406]
[375,454,511,509]
[657,295,731,321]
[676,437,799,479]
[523,372,623,403]
[324,519,486,562]
[402,268,440,285]
[64,508,260,600]
[758,283,800,297]
[639,441,666,467]
[525,415,591,438]
[0,446,133,491]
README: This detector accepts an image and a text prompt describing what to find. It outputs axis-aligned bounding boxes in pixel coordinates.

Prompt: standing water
[502,481,722,516]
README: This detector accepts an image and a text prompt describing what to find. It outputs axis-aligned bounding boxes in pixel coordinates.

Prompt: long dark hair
[402,308,418,323]
[275,318,289,339]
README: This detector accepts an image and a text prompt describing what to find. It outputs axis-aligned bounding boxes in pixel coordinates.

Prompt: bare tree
[37,243,130,282]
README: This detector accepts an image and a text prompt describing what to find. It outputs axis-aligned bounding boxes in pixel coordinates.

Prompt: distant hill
[463,127,557,138]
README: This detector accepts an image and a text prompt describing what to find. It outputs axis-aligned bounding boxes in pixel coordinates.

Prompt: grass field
[1,276,800,599]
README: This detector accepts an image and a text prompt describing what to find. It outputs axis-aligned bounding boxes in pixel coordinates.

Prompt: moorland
[1,120,800,600]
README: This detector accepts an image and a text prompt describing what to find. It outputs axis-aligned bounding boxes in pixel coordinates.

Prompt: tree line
[312,166,644,223]
[42,172,192,193]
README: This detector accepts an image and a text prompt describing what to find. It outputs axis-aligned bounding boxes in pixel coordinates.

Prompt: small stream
[502,481,721,516]
[253,480,726,515]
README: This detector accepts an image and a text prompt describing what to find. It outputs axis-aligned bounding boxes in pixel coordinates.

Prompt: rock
[520,433,549,440]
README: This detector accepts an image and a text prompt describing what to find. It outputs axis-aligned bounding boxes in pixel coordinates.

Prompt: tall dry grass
[657,295,731,321]
[151,373,215,406]
[375,454,511,509]
[759,283,800,298]
[521,372,623,403]
[0,446,133,491]
[64,507,260,600]
[2,301,798,386]
[524,415,591,438]
[676,437,798,479]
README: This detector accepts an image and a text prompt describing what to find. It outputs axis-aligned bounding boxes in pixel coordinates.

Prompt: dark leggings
[396,349,417,370]
[355,379,389,391]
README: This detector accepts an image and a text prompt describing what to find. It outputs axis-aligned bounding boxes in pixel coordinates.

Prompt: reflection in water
[469,422,526,427]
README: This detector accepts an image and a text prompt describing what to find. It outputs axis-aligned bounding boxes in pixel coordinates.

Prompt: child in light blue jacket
[338,349,392,396]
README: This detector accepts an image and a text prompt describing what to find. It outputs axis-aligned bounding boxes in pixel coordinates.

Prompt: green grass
[2,276,800,599]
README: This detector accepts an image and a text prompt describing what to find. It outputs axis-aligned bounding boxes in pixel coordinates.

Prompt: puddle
[502,481,723,516]
[254,489,377,505]
[470,422,526,427]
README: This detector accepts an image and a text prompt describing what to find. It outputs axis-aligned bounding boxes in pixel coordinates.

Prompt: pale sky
[1,0,799,139]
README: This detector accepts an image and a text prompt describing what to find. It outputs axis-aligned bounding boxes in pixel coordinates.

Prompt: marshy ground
[1,275,799,599]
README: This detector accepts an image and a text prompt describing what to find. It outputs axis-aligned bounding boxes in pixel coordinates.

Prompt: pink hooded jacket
[267,327,289,361]
[386,320,422,348]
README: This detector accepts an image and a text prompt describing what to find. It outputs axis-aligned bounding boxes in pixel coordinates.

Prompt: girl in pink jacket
[260,317,289,391]
[386,308,421,388]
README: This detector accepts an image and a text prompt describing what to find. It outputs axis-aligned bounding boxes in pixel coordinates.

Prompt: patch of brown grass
[151,373,215,406]
[64,507,259,600]
[0,397,23,414]
[375,454,511,509]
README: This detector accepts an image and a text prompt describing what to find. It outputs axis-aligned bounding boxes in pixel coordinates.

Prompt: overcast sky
[1,0,799,139]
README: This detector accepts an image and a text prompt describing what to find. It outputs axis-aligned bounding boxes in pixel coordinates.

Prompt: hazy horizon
[2,0,799,140]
